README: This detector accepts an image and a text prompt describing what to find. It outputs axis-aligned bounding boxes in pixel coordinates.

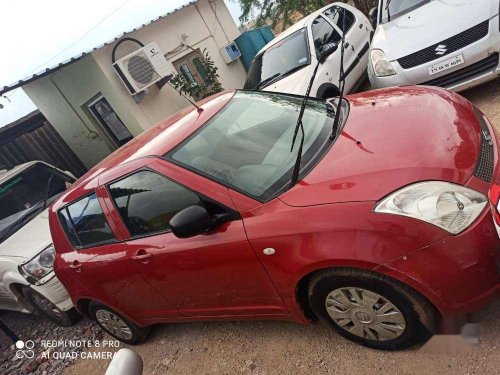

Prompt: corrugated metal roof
[0,0,197,96]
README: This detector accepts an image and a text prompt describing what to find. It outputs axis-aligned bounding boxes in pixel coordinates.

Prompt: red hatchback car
[49,87,499,350]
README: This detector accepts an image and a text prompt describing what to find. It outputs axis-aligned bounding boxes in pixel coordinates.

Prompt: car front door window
[108,170,201,238]
[311,15,342,55]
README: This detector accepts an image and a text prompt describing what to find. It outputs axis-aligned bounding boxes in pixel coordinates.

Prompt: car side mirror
[319,43,338,64]
[369,7,378,29]
[169,205,216,239]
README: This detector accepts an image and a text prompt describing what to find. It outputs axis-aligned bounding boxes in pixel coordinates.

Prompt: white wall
[92,0,246,130]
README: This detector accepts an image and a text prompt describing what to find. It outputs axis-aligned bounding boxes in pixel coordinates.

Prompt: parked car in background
[0,161,79,326]
[368,0,500,91]
[50,87,499,350]
[244,2,373,98]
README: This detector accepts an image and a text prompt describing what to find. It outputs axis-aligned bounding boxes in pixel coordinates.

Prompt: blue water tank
[234,26,275,71]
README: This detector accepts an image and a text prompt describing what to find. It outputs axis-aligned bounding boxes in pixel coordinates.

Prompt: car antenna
[330,8,348,140]
[289,21,342,189]
[157,74,204,113]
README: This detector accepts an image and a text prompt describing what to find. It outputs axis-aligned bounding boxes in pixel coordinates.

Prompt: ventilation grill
[422,53,499,88]
[125,52,160,89]
[473,109,494,183]
[398,20,490,69]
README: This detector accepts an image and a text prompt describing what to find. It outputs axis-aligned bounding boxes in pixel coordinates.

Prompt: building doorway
[86,95,133,148]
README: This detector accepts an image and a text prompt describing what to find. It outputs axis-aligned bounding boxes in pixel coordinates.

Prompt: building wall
[23,56,143,168]
[92,0,246,129]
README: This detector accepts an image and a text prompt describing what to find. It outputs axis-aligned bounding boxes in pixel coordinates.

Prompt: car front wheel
[22,287,80,327]
[308,268,434,350]
[88,301,150,345]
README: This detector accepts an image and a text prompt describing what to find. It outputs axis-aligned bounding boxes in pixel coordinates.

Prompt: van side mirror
[369,7,378,29]
[169,205,216,238]
[319,43,338,63]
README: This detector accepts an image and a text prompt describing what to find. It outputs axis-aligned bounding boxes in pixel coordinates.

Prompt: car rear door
[55,183,179,322]
[102,159,286,318]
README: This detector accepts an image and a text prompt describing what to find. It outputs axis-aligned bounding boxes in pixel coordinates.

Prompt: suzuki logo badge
[435,45,447,55]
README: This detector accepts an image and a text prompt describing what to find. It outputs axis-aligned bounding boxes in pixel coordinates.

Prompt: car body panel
[0,208,52,259]
[280,86,480,207]
[369,0,500,91]
[373,0,496,61]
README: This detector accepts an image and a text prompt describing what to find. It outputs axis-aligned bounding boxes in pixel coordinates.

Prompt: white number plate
[428,54,465,76]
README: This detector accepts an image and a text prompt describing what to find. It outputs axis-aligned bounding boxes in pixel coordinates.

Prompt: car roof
[51,90,236,207]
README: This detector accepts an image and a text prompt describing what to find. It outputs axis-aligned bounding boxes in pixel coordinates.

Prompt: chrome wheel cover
[95,310,133,340]
[325,287,406,341]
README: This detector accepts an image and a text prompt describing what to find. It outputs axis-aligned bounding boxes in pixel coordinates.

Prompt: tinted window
[60,193,115,247]
[311,16,341,54]
[244,29,310,90]
[109,171,200,237]
[323,6,355,33]
[169,92,340,201]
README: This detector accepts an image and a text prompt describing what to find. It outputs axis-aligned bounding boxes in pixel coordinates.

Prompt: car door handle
[70,261,82,272]
[132,250,153,264]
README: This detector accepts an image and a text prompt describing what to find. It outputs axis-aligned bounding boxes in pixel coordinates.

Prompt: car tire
[308,268,434,350]
[88,301,150,345]
[22,287,80,327]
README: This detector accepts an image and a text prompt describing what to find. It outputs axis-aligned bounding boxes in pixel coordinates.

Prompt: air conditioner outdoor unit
[113,42,170,95]
[220,42,241,64]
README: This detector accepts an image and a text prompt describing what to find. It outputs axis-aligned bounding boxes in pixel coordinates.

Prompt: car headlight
[374,181,487,234]
[371,49,396,77]
[21,245,56,281]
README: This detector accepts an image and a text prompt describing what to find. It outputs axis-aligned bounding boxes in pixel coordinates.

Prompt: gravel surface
[1,79,499,375]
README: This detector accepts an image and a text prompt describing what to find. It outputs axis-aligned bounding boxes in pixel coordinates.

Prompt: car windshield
[244,29,311,90]
[381,0,430,23]
[168,91,344,201]
[0,163,74,243]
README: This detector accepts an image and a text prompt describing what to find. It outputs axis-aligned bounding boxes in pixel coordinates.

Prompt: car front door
[323,6,372,89]
[103,160,286,318]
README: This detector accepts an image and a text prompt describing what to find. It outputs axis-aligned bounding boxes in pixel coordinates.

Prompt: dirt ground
[1,81,498,375]
[61,79,500,375]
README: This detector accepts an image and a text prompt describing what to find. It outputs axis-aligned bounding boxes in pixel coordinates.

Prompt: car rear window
[58,193,115,248]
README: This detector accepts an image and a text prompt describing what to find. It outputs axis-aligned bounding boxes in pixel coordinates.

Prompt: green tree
[235,0,377,31]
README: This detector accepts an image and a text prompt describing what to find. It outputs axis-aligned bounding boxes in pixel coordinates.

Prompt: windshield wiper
[289,45,339,188]
[0,204,43,244]
[42,166,57,209]
[255,73,281,90]
[330,11,348,141]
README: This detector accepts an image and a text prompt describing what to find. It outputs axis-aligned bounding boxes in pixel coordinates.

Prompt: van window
[59,193,115,247]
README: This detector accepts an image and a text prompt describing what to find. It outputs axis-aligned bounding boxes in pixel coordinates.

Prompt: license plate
[428,54,465,76]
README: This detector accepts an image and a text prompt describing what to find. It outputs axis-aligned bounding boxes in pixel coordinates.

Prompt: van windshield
[0,164,74,243]
[244,28,311,90]
[381,0,430,23]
